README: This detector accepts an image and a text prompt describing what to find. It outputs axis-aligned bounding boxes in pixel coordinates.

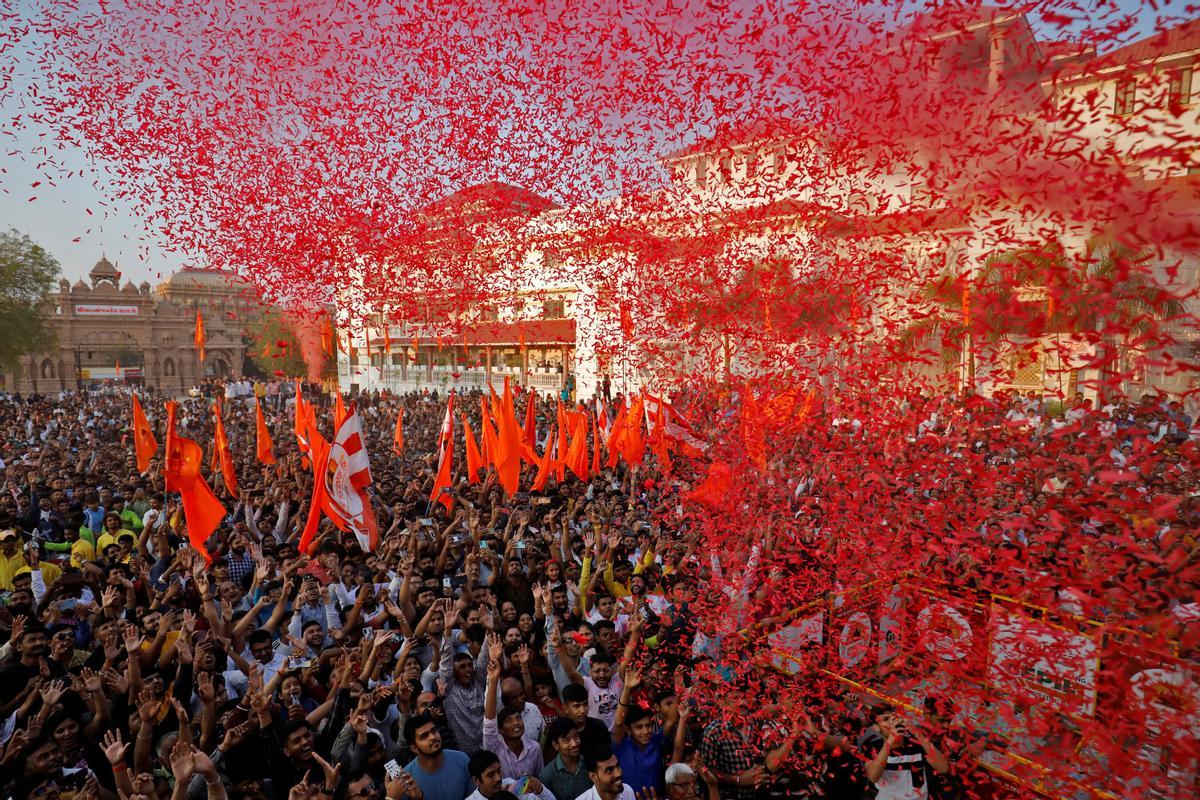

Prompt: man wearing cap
[0,529,28,590]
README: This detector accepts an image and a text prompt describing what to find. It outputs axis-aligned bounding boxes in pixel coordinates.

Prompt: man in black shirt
[562,682,612,761]
[0,623,52,715]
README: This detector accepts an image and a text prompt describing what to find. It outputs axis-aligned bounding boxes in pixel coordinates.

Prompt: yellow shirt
[0,554,62,592]
[96,529,135,554]
[0,551,26,591]
[70,539,97,568]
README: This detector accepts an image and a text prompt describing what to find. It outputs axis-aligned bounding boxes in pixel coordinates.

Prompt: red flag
[532,424,556,492]
[256,400,275,465]
[392,407,404,456]
[131,393,158,474]
[213,400,238,496]
[194,310,206,362]
[462,414,483,485]
[163,401,224,561]
[494,377,522,496]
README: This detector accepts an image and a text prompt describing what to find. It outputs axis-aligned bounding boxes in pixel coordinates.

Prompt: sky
[0,0,1185,288]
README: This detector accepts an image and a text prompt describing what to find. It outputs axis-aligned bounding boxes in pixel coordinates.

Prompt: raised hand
[101,729,129,766]
[168,739,196,783]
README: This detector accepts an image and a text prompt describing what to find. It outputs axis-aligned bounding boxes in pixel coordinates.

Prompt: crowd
[0,377,1193,800]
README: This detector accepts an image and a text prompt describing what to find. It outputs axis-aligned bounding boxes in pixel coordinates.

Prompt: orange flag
[532,425,556,492]
[194,310,206,362]
[299,435,332,553]
[481,402,497,469]
[493,377,522,496]
[565,412,589,481]
[392,408,404,456]
[255,400,275,465]
[555,401,569,481]
[523,387,538,454]
[429,431,454,513]
[294,381,311,459]
[163,401,224,561]
[605,404,627,468]
[740,387,767,472]
[618,395,646,466]
[462,414,483,485]
[334,392,347,428]
[212,401,239,496]
[590,412,601,476]
[686,460,733,509]
[321,316,334,356]
[131,393,158,474]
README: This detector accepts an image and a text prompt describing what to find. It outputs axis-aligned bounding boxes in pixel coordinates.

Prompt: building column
[988,25,1007,95]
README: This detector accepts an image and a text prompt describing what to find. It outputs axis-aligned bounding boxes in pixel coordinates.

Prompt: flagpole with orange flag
[131,393,158,474]
[162,401,225,561]
[194,310,206,363]
[493,378,522,496]
[212,400,239,496]
[392,407,404,457]
[255,399,275,465]
[531,424,557,492]
[462,414,483,486]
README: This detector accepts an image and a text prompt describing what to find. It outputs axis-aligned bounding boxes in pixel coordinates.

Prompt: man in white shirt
[466,750,555,800]
[575,749,635,800]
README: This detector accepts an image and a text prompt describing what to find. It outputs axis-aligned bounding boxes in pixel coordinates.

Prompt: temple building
[2,257,254,395]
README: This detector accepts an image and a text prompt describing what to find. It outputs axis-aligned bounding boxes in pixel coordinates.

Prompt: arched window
[164,358,176,377]
[40,360,55,379]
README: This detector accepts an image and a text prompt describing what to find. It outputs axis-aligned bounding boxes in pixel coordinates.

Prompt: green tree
[0,230,61,371]
[244,307,309,378]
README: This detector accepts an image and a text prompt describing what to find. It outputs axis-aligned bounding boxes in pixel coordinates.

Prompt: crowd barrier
[738,576,1199,799]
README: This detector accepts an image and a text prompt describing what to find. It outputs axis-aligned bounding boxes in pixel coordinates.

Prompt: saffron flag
[523,387,538,454]
[481,403,498,469]
[334,392,347,428]
[565,411,589,481]
[686,460,733,509]
[131,393,158,475]
[256,399,275,465]
[555,401,569,481]
[430,428,454,513]
[590,412,601,475]
[194,310,206,362]
[213,400,238,496]
[162,401,224,561]
[531,424,556,492]
[462,414,483,486]
[321,315,335,357]
[493,378,522,496]
[392,407,404,456]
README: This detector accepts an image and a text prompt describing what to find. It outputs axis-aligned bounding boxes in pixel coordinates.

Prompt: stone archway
[164,357,177,377]
[40,359,55,379]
